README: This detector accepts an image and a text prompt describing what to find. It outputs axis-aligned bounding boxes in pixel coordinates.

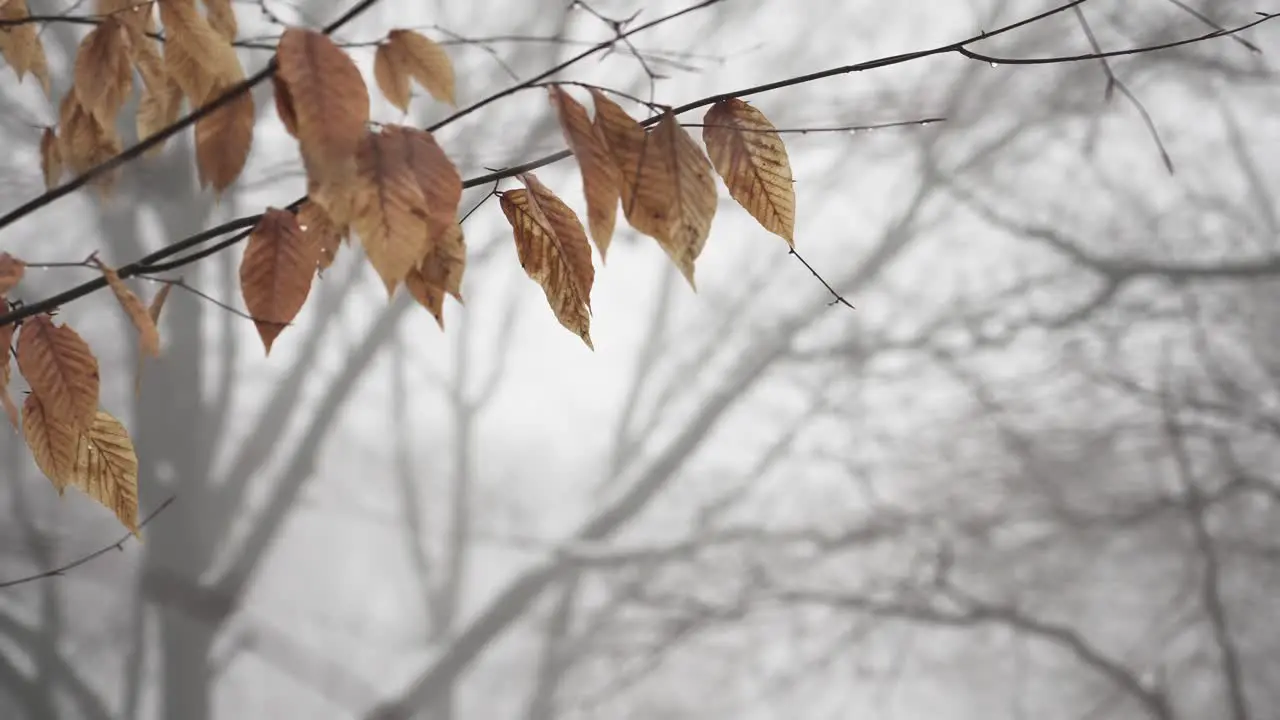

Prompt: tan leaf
[194,77,255,191]
[0,0,51,96]
[22,393,78,493]
[275,28,370,186]
[550,86,620,260]
[0,252,25,294]
[701,98,795,246]
[39,127,62,190]
[68,409,140,535]
[297,200,345,271]
[382,125,461,239]
[96,261,161,357]
[240,207,320,354]
[16,315,100,432]
[386,29,454,106]
[373,42,411,113]
[159,0,235,105]
[650,111,718,289]
[351,129,430,296]
[73,16,133,128]
[590,89,677,254]
[500,176,595,349]
[136,74,185,152]
[134,281,173,397]
[405,222,466,329]
[58,87,124,191]
[202,0,237,42]
[271,74,297,138]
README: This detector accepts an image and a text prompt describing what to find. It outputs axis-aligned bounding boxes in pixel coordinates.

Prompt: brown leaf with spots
[550,86,620,261]
[350,128,431,296]
[73,16,133,127]
[405,222,466,329]
[68,409,140,534]
[649,111,718,289]
[240,207,320,354]
[39,127,62,190]
[590,89,678,256]
[275,28,370,186]
[702,98,795,246]
[0,253,25,294]
[385,29,455,106]
[17,314,100,433]
[373,41,411,113]
[500,175,595,349]
[95,261,161,358]
[297,200,346,271]
[22,393,78,493]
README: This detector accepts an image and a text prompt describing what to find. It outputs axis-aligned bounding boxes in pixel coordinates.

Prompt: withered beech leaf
[590,89,678,254]
[386,29,455,106]
[275,28,370,186]
[550,86,620,261]
[382,125,462,240]
[240,207,320,354]
[0,314,16,430]
[195,77,256,192]
[651,111,718,289]
[373,41,412,113]
[73,16,133,128]
[158,0,242,106]
[22,393,78,494]
[95,261,161,357]
[203,0,238,42]
[405,222,466,329]
[0,253,26,294]
[0,0,52,97]
[70,409,141,534]
[500,176,595,349]
[351,128,431,296]
[297,200,346,272]
[16,314,100,433]
[39,127,62,190]
[702,98,795,246]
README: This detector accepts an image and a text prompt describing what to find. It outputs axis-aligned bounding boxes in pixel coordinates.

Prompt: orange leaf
[73,16,133,128]
[39,127,62,190]
[591,90,678,257]
[373,41,412,113]
[405,222,466,329]
[500,175,595,349]
[386,29,455,106]
[22,393,78,494]
[550,86,620,261]
[16,314,100,433]
[95,261,161,358]
[275,28,370,186]
[702,98,795,246]
[351,129,431,296]
[240,207,320,354]
[0,253,25,294]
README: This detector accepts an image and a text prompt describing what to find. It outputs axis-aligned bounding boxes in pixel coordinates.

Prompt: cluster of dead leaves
[0,252,170,535]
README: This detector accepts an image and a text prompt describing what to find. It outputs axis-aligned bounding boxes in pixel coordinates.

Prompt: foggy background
[0,0,1277,718]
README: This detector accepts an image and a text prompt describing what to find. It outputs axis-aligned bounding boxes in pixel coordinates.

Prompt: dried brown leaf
[297,200,345,271]
[97,262,161,358]
[69,409,140,535]
[275,28,369,186]
[651,111,718,289]
[387,29,455,106]
[702,98,795,246]
[591,89,678,255]
[550,86,620,260]
[17,315,100,433]
[73,16,133,128]
[195,76,255,191]
[0,252,25,294]
[39,127,62,190]
[0,0,51,96]
[22,393,78,493]
[351,129,431,296]
[148,282,173,325]
[0,313,16,431]
[373,41,412,113]
[500,176,595,349]
[159,0,240,105]
[382,125,461,240]
[405,222,466,329]
[203,0,237,42]
[240,207,320,354]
